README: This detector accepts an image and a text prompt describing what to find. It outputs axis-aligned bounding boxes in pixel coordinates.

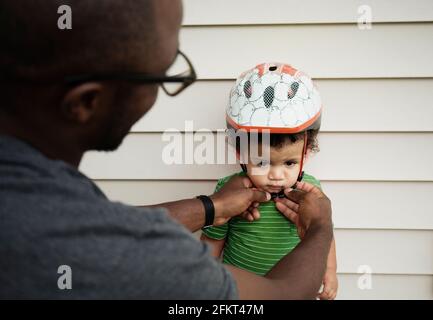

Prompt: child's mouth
[267,185,284,192]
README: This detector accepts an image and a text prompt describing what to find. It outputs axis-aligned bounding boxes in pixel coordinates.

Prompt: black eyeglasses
[1,50,197,97]
[64,49,197,96]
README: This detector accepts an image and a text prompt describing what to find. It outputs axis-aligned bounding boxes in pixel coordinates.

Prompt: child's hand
[317,269,338,300]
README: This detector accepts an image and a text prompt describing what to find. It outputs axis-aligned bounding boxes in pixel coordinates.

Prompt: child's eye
[285,161,297,167]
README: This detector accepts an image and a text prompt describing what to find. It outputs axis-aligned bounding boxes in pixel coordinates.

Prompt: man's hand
[210,175,270,226]
[274,181,332,238]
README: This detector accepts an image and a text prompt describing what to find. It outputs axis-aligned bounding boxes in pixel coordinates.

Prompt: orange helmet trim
[226,106,322,134]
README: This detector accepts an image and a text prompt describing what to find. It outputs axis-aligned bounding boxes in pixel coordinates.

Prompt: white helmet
[226,62,322,133]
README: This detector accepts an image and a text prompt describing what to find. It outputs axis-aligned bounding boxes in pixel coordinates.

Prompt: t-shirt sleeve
[301,173,322,190]
[202,223,228,240]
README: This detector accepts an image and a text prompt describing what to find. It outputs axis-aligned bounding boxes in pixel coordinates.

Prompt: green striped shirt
[202,171,321,276]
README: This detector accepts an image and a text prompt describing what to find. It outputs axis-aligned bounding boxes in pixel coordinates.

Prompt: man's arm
[326,238,337,271]
[145,198,207,232]
[227,182,334,299]
[318,237,338,300]
[143,176,270,232]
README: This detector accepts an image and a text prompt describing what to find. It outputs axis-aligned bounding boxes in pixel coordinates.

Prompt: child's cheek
[285,165,301,185]
[247,171,268,189]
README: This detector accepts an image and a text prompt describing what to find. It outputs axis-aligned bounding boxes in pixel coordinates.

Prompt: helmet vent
[288,82,299,99]
[243,80,252,98]
[269,66,277,71]
[263,86,275,108]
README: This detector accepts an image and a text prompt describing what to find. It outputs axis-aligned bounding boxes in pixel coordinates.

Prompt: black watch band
[196,195,215,228]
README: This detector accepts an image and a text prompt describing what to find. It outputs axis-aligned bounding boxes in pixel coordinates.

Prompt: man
[0,0,333,299]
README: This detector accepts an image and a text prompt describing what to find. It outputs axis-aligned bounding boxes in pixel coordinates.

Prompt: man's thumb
[295,181,323,196]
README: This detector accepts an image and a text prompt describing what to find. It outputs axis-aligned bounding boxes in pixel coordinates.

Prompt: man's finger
[282,187,293,194]
[275,201,298,223]
[274,197,299,212]
[241,211,254,222]
[251,208,261,220]
[251,189,271,203]
[241,176,254,188]
[225,175,252,189]
[245,206,260,221]
[295,181,323,196]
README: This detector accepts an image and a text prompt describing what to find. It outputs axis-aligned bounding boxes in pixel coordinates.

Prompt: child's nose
[268,166,284,180]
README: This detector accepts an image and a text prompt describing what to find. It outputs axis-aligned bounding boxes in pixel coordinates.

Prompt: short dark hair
[0,0,160,112]
[0,0,157,80]
[229,129,320,154]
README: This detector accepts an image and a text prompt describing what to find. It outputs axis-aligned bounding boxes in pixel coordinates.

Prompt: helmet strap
[293,131,308,189]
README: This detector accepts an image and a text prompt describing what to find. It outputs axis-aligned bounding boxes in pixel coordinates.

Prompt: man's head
[0,0,182,160]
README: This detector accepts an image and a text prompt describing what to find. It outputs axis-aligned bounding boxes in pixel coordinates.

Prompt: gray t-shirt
[0,135,238,299]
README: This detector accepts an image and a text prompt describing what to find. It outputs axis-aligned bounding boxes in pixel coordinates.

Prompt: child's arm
[318,237,338,300]
[200,233,226,258]
[326,237,337,270]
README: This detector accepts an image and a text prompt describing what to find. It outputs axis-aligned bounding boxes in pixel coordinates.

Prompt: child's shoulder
[214,171,247,192]
[301,172,322,189]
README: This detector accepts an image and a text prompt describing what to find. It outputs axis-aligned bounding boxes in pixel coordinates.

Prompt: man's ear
[60,83,104,124]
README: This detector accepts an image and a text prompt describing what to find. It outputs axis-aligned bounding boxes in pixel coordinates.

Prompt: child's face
[245,140,305,193]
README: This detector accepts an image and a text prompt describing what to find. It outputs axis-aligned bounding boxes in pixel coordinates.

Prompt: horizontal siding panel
[336,274,433,299]
[334,229,433,275]
[180,23,433,78]
[80,132,433,181]
[324,181,433,230]
[184,0,433,25]
[94,180,433,230]
[96,180,214,205]
[133,79,433,132]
